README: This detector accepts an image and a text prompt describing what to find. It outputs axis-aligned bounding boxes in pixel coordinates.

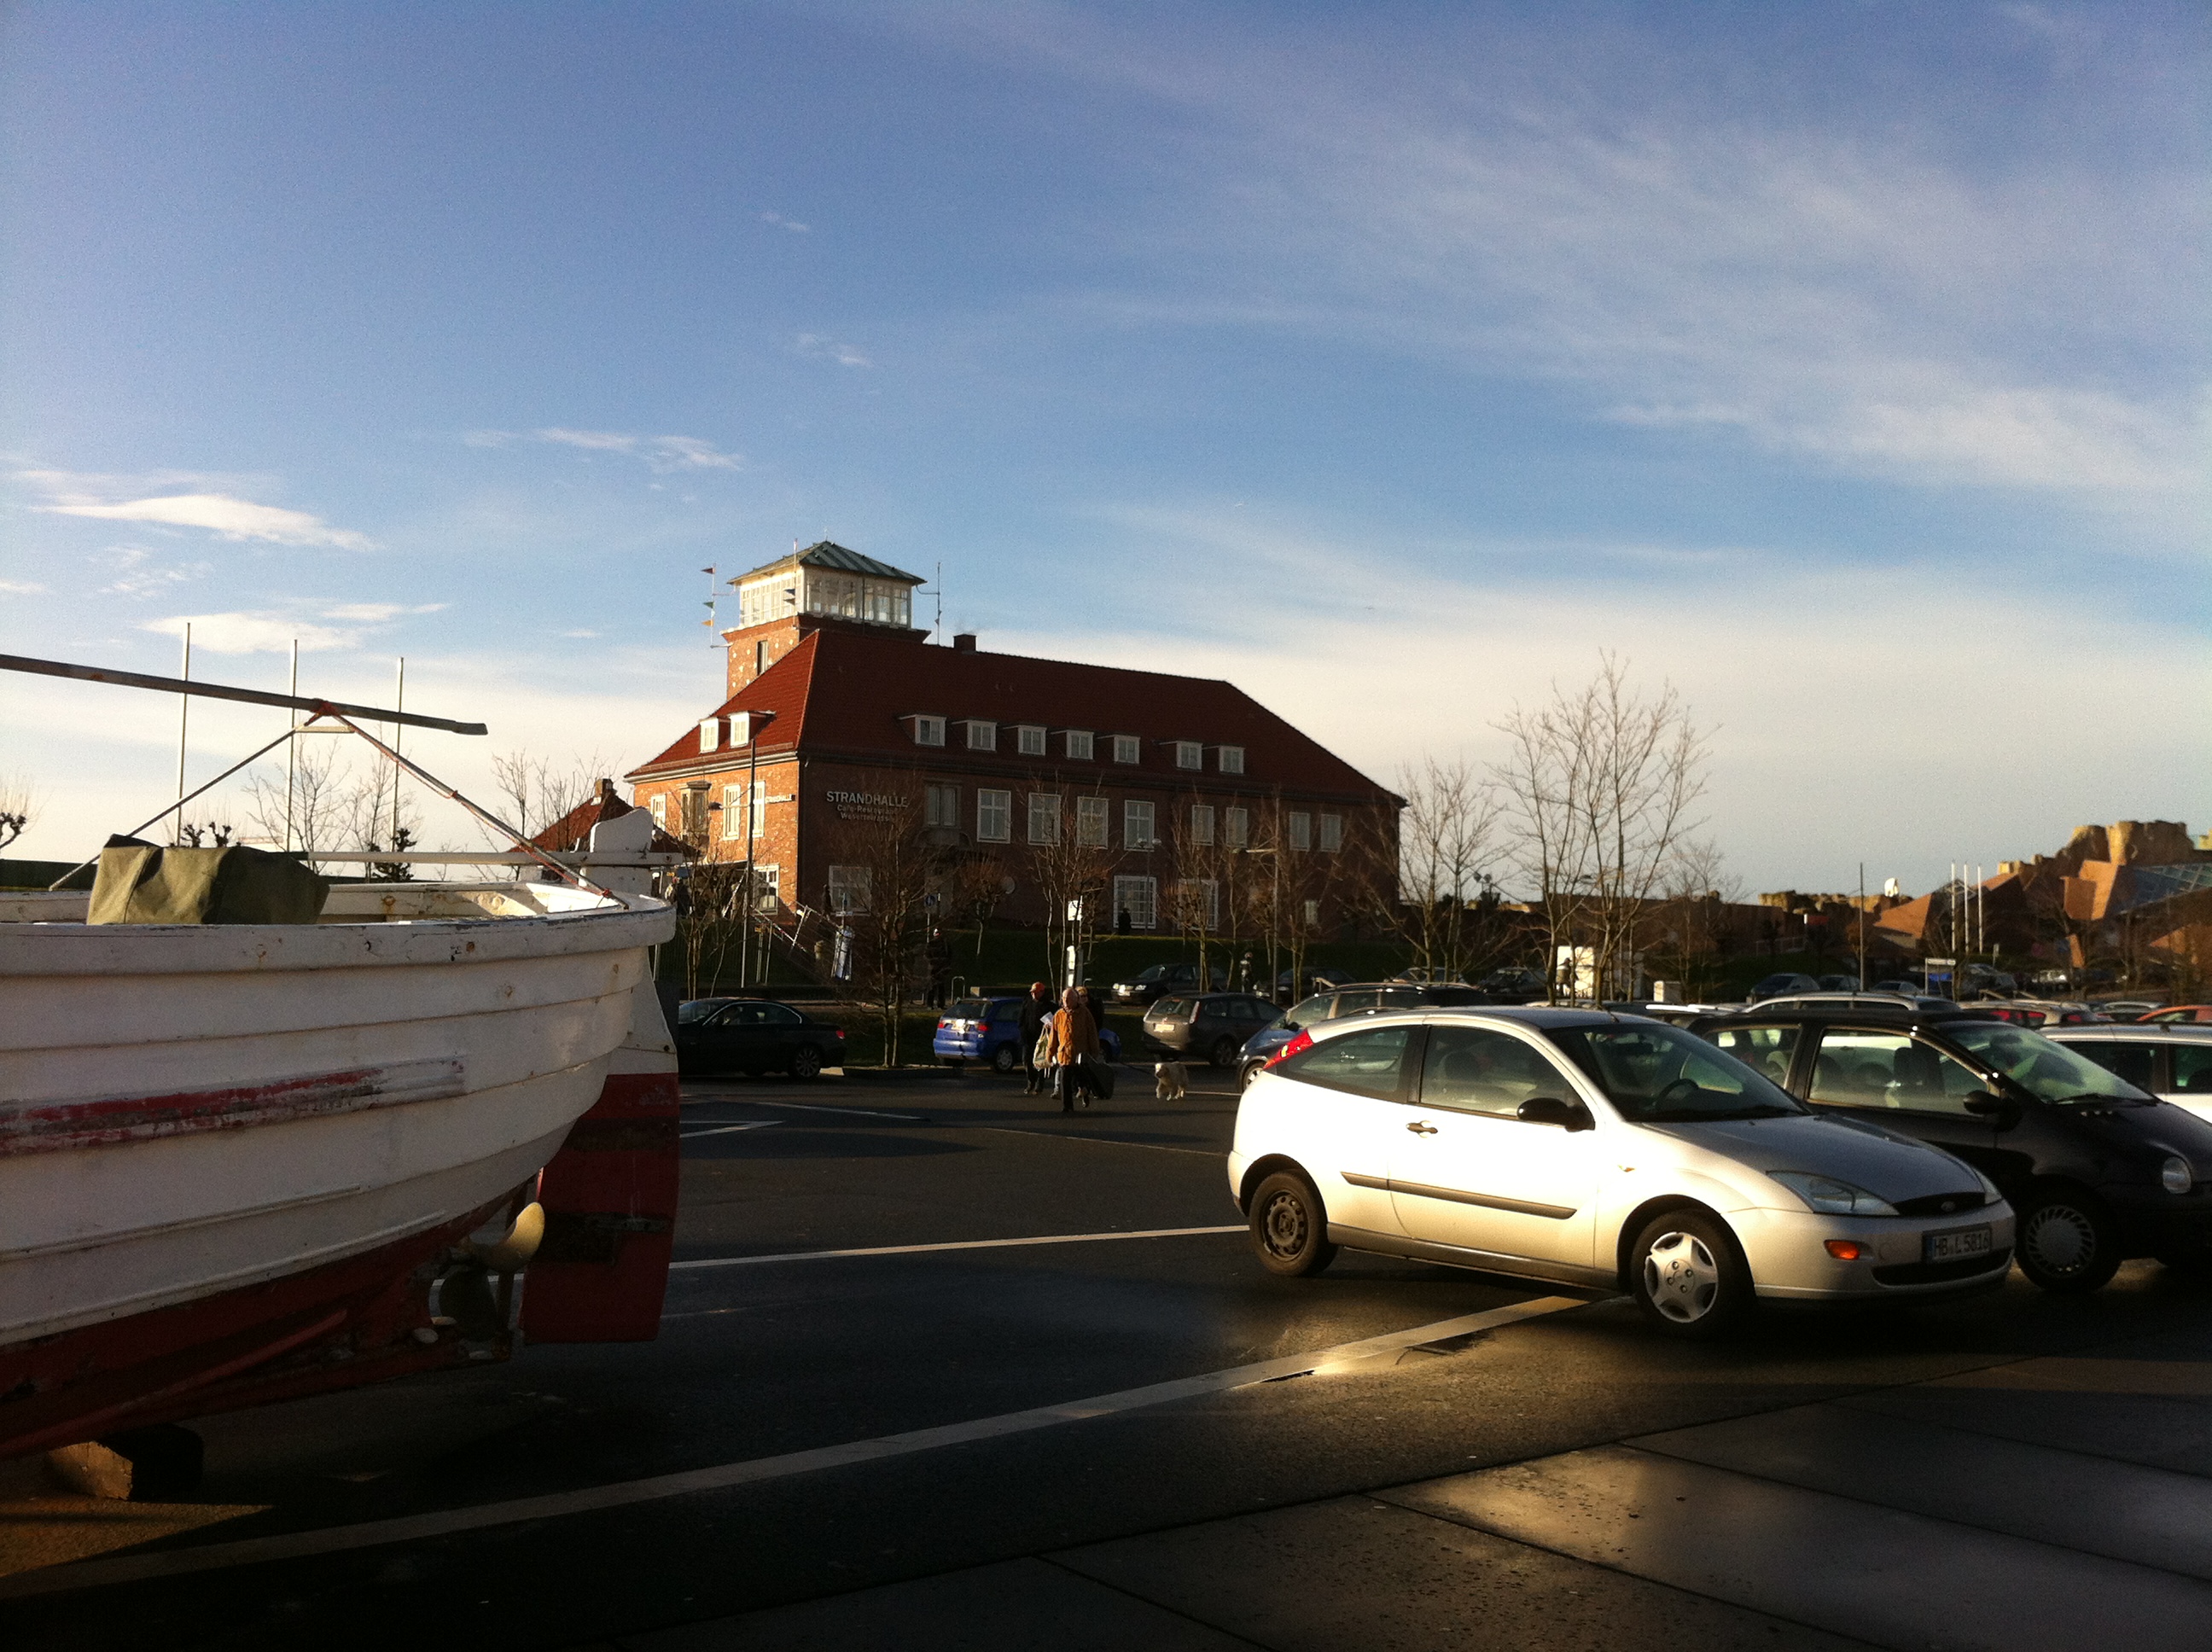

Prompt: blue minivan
[934,996,1123,1073]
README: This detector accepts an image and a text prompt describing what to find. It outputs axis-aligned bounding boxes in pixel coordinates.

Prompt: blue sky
[3,1,2205,891]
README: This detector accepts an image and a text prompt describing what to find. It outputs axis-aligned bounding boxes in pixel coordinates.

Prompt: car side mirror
[1518,1096,1594,1131]
[1962,1092,2020,1128]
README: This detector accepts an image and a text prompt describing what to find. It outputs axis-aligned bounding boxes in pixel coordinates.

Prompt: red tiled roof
[627,629,1396,804]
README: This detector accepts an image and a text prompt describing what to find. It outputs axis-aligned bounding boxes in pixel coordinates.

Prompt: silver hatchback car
[1229,1007,2015,1337]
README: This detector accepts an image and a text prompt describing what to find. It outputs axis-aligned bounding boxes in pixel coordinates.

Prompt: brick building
[625,542,1400,937]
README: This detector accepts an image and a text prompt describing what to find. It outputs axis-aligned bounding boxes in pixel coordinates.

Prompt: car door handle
[1406,1120,1437,1135]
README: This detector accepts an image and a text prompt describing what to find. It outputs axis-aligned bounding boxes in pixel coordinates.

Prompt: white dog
[1154,1061,1189,1102]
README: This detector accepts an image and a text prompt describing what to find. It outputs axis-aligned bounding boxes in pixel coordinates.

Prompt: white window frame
[721,783,744,840]
[649,794,667,829]
[1124,800,1157,848]
[679,788,708,836]
[1303,898,1320,928]
[1112,875,1159,932]
[1016,724,1046,756]
[752,864,782,912]
[1065,730,1095,760]
[913,714,946,747]
[1289,811,1312,852]
[1318,813,1343,852]
[1224,806,1249,849]
[925,782,960,829]
[976,788,1012,843]
[1173,740,1202,771]
[1027,793,1061,845]
[1111,734,1140,765]
[1188,804,1214,846]
[828,864,870,914]
[1076,795,1109,847]
[965,719,997,752]
[1219,745,1245,775]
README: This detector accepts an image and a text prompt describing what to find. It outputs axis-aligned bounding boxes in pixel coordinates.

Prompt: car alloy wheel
[789,1045,823,1081]
[1209,1035,1239,1068]
[990,1043,1020,1074]
[1248,1172,1337,1277]
[2017,1194,2120,1293]
[1631,1209,1751,1337]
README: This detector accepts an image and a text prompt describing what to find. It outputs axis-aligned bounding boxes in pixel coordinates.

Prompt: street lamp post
[737,708,777,988]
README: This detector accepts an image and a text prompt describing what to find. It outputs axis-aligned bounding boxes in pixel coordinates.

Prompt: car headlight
[1768,1171,1900,1217]
[1974,1167,2004,1205]
[2163,1155,2194,1195]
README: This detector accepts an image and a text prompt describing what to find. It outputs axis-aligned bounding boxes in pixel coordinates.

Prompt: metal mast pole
[742,736,762,989]
[174,623,192,841]
[285,638,299,853]
[391,656,405,847]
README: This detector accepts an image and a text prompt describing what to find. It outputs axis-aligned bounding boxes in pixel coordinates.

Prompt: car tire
[789,1045,824,1081]
[1249,1172,1336,1277]
[1629,1209,1754,1338]
[2016,1190,2122,1293]
[990,1043,1020,1075]
[1239,1062,1261,1091]
[1208,1035,1239,1069]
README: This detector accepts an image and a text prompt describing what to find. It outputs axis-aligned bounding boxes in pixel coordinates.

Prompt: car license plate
[1924,1224,1993,1263]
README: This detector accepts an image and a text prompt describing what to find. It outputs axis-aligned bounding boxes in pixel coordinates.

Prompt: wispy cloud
[97,545,212,598]
[143,612,353,654]
[0,579,47,595]
[760,210,811,233]
[41,492,373,548]
[320,601,445,622]
[464,428,744,471]
[794,334,873,369]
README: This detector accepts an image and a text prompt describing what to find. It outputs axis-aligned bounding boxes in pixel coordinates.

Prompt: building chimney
[952,632,977,652]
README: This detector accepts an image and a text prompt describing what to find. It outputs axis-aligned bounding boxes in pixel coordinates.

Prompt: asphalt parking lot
[7,1065,2212,1651]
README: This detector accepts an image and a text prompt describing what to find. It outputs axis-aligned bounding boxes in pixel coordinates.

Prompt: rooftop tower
[719,541,927,695]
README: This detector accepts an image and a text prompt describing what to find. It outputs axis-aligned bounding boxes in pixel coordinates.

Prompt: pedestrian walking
[1045,985,1102,1113]
[1018,980,1052,1095]
[924,928,952,1009]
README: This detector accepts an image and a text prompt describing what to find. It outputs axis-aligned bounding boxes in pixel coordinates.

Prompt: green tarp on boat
[86,836,330,925]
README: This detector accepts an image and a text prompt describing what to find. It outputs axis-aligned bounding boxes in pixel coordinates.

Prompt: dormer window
[1065,730,1095,760]
[1016,724,1046,756]
[1172,740,1202,771]
[699,717,724,753]
[1111,734,1140,765]
[1218,745,1245,775]
[965,719,997,752]
[911,714,946,747]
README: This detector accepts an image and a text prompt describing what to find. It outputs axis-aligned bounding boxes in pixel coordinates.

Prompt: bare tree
[1352,758,1503,985]
[0,773,35,853]
[1494,655,1708,1002]
[489,750,613,855]
[1648,836,1737,998]
[819,778,939,1065]
[1028,784,1116,988]
[676,859,748,998]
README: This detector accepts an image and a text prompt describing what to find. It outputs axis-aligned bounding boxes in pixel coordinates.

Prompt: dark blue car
[934,996,1122,1073]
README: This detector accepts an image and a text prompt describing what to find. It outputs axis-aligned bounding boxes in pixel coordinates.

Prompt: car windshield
[1548,1021,1807,1122]
[1945,1022,2152,1103]
[675,1000,729,1024]
[946,999,990,1020]
[1132,965,1167,982]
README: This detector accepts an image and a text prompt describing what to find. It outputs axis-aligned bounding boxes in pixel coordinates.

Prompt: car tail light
[936,1020,948,1032]
[1264,1029,1313,1069]
[834,1027,847,1041]
[1824,1240,1866,1260]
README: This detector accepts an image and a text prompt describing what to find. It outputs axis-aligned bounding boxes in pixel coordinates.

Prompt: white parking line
[0,1295,1586,1599]
[667,1224,1246,1271]
[678,1122,782,1139]
[684,1097,927,1122]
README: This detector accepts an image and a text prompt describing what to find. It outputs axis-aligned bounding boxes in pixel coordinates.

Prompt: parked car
[1476,967,1548,1004]
[2044,1025,2212,1121]
[1816,974,1862,992]
[1748,972,1822,1001]
[1146,992,1286,1067]
[1231,1005,2014,1337]
[2137,1005,2212,1024]
[1390,967,1471,986]
[934,996,1121,1072]
[1689,1001,2212,1290]
[675,998,846,1079]
[1237,980,1492,1086]
[1275,965,1354,996]
[1111,962,1225,1006]
[1870,979,1927,996]
[1756,992,1980,1017]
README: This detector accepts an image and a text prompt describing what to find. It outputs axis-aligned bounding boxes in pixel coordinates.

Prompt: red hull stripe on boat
[0,1057,466,1157]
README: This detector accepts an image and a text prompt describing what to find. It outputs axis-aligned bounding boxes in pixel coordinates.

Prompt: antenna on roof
[701,565,719,644]
[934,560,943,643]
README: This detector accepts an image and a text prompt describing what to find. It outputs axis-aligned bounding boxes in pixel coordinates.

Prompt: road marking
[668,1224,1247,1271]
[678,1122,781,1139]
[684,1097,928,1122]
[0,1295,1585,1599]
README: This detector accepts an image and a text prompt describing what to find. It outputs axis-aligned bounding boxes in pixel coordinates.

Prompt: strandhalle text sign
[825,790,908,820]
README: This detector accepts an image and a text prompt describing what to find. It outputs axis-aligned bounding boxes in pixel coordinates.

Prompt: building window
[679,788,709,836]
[1065,730,1094,760]
[1318,813,1343,852]
[754,639,769,677]
[649,794,667,829]
[1174,878,1220,930]
[737,577,798,631]
[1219,745,1245,775]
[1076,795,1109,847]
[1111,734,1140,765]
[1028,793,1061,844]
[1173,740,1202,770]
[752,864,782,911]
[1123,800,1157,848]
[977,788,1012,842]
[1112,875,1158,931]
[722,783,744,840]
[1224,806,1249,849]
[828,865,870,914]
[966,720,997,752]
[913,715,946,747]
[1016,724,1046,756]
[1289,811,1312,852]
[925,783,959,829]
[1188,804,1214,846]
[1303,899,1320,928]
[700,717,723,753]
